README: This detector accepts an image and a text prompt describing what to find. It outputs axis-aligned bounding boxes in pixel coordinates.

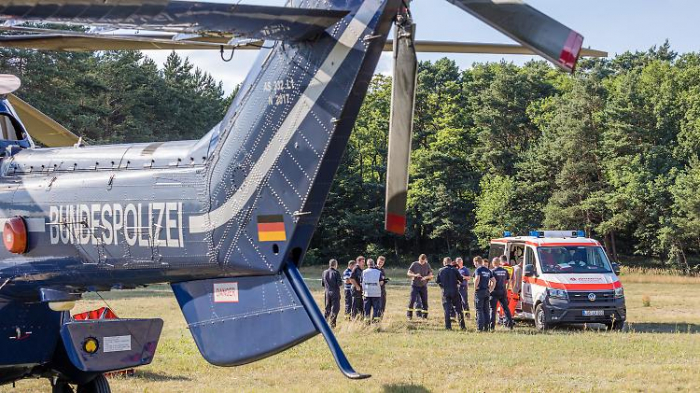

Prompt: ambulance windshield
[537,246,613,274]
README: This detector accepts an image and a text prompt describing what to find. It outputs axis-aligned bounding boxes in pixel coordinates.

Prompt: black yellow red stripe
[257,215,286,242]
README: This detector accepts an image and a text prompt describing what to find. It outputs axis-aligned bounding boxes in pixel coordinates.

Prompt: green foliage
[3,43,700,271]
[0,49,226,144]
[310,43,700,270]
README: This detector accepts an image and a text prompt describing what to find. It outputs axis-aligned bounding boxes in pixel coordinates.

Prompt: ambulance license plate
[582,310,604,317]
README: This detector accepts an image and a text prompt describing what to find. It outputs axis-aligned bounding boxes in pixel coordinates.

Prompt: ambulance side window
[525,247,536,274]
[489,243,505,262]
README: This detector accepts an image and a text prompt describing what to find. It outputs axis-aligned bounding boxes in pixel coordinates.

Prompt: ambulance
[489,230,626,330]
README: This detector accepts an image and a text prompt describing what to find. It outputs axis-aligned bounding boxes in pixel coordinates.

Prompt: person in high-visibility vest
[509,259,523,318]
[497,255,515,324]
[362,258,385,323]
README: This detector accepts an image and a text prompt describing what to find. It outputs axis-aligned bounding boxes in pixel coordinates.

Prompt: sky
[143,0,700,93]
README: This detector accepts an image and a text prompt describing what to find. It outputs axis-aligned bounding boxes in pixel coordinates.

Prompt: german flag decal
[257,215,286,242]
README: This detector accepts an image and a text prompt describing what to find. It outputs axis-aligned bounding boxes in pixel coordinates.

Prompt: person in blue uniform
[474,257,495,331]
[436,257,465,330]
[490,257,514,330]
[349,256,365,319]
[321,259,342,327]
[342,260,355,320]
[377,256,390,318]
[456,257,471,320]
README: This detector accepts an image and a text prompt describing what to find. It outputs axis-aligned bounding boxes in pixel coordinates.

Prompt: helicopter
[0,0,604,391]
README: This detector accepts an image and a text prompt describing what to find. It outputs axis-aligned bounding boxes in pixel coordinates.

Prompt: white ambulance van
[489,230,626,330]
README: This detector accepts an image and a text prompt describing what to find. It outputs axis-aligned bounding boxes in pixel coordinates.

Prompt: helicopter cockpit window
[0,114,20,141]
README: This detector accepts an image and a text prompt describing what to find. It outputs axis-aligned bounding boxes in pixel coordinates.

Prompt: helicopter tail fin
[171,273,317,367]
[171,261,369,379]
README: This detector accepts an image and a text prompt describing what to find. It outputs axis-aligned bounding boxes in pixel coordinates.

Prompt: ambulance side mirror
[524,264,536,277]
[612,263,620,276]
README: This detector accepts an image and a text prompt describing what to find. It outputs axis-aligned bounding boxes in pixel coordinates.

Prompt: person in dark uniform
[474,257,495,331]
[456,257,471,320]
[406,254,433,320]
[321,259,342,327]
[490,257,514,330]
[436,257,465,330]
[377,256,390,318]
[349,256,365,319]
[472,256,483,326]
[342,260,355,320]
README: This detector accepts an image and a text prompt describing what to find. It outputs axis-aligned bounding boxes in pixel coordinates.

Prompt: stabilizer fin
[171,274,317,367]
[171,266,369,379]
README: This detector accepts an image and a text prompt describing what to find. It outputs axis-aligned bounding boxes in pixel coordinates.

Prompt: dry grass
[621,267,700,284]
[4,270,700,392]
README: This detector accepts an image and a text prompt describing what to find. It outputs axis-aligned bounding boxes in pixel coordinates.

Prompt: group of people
[320,255,389,327]
[320,253,523,331]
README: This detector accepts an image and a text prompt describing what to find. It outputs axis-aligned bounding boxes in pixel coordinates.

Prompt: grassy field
[4,268,700,392]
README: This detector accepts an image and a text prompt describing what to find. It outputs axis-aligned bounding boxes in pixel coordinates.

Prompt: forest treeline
[1,43,699,271]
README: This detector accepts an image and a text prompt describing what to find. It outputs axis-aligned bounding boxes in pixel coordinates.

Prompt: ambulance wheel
[52,380,74,393]
[534,304,550,331]
[76,374,111,393]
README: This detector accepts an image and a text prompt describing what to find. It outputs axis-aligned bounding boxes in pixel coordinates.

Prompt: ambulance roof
[490,236,601,247]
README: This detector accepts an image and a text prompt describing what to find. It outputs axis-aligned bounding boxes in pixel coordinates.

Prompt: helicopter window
[0,114,20,141]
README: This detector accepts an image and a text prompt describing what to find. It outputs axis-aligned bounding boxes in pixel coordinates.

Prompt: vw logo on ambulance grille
[588,293,597,302]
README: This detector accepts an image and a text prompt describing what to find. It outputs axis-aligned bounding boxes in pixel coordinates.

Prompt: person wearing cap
[377,256,390,318]
[349,256,365,319]
[474,256,495,331]
[406,254,433,320]
[342,260,355,320]
[490,257,513,330]
[321,259,342,328]
[362,258,385,323]
[436,257,465,330]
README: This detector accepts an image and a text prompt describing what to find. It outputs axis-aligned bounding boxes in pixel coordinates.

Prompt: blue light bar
[576,230,585,237]
[529,231,544,238]
[503,231,513,237]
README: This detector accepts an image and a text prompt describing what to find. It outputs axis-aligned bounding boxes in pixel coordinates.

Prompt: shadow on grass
[382,384,431,393]
[132,370,192,382]
[629,322,700,334]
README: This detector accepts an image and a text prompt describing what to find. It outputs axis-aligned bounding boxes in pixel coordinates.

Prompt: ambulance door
[521,245,536,314]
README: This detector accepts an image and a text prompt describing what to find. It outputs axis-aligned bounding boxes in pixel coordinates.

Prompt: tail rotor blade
[385,17,418,236]
[446,0,584,72]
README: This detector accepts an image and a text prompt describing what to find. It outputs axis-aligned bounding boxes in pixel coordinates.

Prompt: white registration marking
[188,0,383,233]
[214,282,239,303]
[103,335,132,353]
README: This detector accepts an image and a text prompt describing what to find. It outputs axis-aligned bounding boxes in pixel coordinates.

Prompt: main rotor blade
[7,94,79,147]
[384,40,607,58]
[0,33,251,51]
[446,0,585,72]
[0,1,349,41]
[385,22,418,236]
